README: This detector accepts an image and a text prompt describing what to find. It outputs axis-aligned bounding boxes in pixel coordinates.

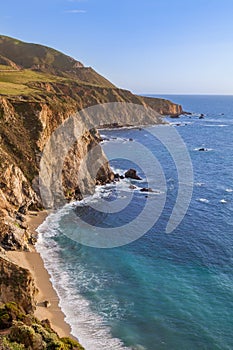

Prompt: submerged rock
[140,188,153,193]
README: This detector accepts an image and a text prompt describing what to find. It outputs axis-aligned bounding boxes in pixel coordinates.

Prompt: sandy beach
[6,211,74,339]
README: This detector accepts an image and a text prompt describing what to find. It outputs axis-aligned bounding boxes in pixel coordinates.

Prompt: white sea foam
[36,211,132,350]
[225,188,233,193]
[197,198,209,204]
[170,121,193,127]
[194,147,213,152]
[220,199,227,204]
[195,182,205,187]
[204,124,228,127]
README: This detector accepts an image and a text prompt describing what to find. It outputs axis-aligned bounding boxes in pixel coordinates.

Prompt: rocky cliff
[0,251,37,313]
[142,96,183,117]
[0,35,184,348]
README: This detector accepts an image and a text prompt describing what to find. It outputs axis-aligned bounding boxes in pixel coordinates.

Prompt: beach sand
[6,211,73,339]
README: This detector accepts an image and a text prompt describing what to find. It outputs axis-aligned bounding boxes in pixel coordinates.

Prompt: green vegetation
[0,69,64,96]
[0,70,60,85]
[0,65,16,71]
[0,303,84,350]
[0,303,25,329]
[0,81,36,96]
[1,337,25,350]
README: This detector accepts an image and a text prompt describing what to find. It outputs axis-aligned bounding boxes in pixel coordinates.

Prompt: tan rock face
[0,89,116,250]
[63,130,114,200]
[0,78,183,310]
[142,96,183,116]
[0,85,182,251]
[0,255,37,313]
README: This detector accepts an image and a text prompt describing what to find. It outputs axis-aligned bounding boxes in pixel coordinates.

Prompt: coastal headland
[0,35,184,349]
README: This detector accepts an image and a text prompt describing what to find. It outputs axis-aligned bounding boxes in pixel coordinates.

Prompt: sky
[1,0,233,94]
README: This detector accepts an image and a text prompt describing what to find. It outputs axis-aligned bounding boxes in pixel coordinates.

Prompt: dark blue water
[37,96,233,350]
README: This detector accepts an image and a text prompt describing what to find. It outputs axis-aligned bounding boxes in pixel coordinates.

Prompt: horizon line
[137,93,233,96]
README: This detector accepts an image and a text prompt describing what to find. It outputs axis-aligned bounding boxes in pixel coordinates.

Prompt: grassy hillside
[0,69,61,95]
[0,35,115,88]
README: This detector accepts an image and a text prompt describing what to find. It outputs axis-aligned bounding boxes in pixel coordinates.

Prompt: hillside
[0,35,115,88]
[0,35,183,117]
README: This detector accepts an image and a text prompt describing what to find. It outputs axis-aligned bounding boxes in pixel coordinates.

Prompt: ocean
[36,95,233,350]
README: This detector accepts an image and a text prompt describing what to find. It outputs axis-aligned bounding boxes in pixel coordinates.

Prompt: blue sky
[1,0,233,94]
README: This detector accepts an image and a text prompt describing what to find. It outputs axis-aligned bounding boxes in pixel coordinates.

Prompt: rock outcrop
[142,96,183,117]
[125,169,142,180]
[0,254,36,313]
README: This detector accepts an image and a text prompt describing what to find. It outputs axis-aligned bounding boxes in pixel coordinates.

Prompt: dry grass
[0,64,17,71]
[0,69,62,84]
[0,81,37,95]
[0,69,64,95]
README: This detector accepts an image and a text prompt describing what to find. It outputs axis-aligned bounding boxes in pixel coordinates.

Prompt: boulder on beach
[43,300,51,308]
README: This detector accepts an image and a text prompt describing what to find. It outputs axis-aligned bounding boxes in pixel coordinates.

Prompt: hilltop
[0,35,115,88]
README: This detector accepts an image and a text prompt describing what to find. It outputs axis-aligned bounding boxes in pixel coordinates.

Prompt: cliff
[142,96,183,117]
[0,251,37,313]
[0,35,184,349]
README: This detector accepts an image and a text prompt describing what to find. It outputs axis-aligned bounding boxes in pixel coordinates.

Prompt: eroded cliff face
[0,78,183,311]
[142,96,183,116]
[63,130,115,201]
[0,82,183,250]
[0,95,113,251]
[0,251,37,313]
[0,93,116,315]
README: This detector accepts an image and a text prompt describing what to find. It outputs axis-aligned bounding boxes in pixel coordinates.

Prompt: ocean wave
[36,216,132,350]
[225,188,233,193]
[197,198,209,204]
[194,147,213,152]
[195,182,205,187]
[110,166,126,176]
[204,124,228,127]
[220,199,227,204]
[169,121,193,127]
[101,136,132,144]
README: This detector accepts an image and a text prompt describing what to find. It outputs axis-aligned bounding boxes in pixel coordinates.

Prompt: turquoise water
[37,95,233,350]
